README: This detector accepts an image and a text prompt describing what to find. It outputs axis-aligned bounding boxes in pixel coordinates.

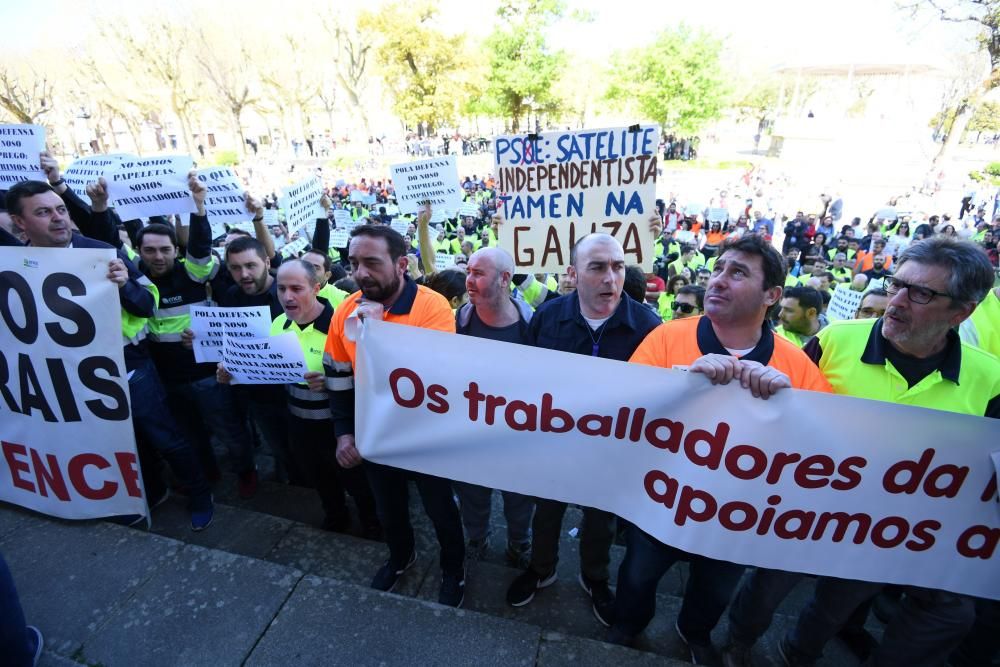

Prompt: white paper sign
[390,156,462,215]
[390,219,410,236]
[355,320,1000,600]
[333,209,358,231]
[383,204,400,217]
[827,284,865,321]
[62,154,132,204]
[222,333,308,384]
[280,237,309,257]
[0,247,146,520]
[278,177,324,236]
[349,190,364,203]
[494,125,659,273]
[190,306,271,363]
[0,124,46,186]
[459,201,480,217]
[262,209,280,226]
[331,228,351,249]
[434,252,456,271]
[707,208,729,223]
[105,155,197,220]
[196,167,250,237]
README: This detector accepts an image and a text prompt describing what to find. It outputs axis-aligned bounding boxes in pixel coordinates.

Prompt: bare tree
[195,35,257,156]
[258,34,320,148]
[320,15,372,134]
[903,0,1000,165]
[0,64,53,124]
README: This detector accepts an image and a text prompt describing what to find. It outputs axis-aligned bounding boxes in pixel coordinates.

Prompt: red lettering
[68,453,117,500]
[764,451,801,484]
[718,501,758,531]
[870,516,909,549]
[794,455,835,489]
[683,421,729,470]
[1,441,35,493]
[674,484,717,526]
[644,469,678,507]
[388,367,423,408]
[115,452,142,498]
[956,525,999,559]
[540,393,573,433]
[773,509,816,540]
[30,448,69,500]
[643,417,683,451]
[426,384,449,414]
[724,444,768,480]
[904,520,940,552]
[504,400,537,432]
[831,457,867,491]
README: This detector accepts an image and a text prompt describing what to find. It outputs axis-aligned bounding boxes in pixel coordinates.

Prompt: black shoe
[506,568,557,607]
[676,621,721,665]
[371,550,417,592]
[578,573,615,627]
[836,625,878,662]
[439,568,465,608]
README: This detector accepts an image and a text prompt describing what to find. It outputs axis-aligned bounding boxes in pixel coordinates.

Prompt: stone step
[0,504,687,667]
[151,476,867,666]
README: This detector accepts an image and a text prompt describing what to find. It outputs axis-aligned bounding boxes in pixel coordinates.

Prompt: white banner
[278,177,323,236]
[190,305,272,363]
[221,333,307,384]
[493,125,660,273]
[0,247,146,519]
[390,156,462,215]
[196,167,251,237]
[62,154,132,204]
[355,320,1000,599]
[0,124,46,186]
[105,155,197,220]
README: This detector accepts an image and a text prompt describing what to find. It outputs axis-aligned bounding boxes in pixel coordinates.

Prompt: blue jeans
[164,374,255,476]
[129,357,211,511]
[613,523,746,642]
[453,482,533,544]
[0,551,33,667]
[365,461,464,575]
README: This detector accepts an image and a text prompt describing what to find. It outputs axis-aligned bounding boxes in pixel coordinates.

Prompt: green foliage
[986,161,1000,177]
[360,1,474,133]
[605,26,728,135]
[482,0,568,130]
[930,102,1000,138]
[214,149,239,166]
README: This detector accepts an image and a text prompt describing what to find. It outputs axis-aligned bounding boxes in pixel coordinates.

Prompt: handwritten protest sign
[707,208,729,223]
[434,252,455,271]
[494,125,660,272]
[62,154,132,204]
[278,177,324,236]
[196,167,250,237]
[331,228,350,249]
[0,247,146,520]
[190,306,271,363]
[827,284,865,321]
[0,124,46,186]
[105,155,197,220]
[262,209,280,227]
[355,320,1000,599]
[390,156,462,215]
[222,333,307,384]
[349,190,364,203]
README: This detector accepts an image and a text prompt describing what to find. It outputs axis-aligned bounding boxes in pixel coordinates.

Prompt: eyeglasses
[672,302,697,314]
[885,276,951,305]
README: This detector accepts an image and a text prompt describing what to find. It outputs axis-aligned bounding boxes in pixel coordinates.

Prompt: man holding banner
[618,234,832,662]
[722,236,1000,667]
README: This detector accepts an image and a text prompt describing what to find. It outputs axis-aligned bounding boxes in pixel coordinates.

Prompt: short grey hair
[896,236,994,305]
[278,259,319,287]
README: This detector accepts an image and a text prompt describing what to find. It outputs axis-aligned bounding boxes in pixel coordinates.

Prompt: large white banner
[493,125,660,273]
[0,124,46,186]
[355,320,1000,599]
[0,248,146,519]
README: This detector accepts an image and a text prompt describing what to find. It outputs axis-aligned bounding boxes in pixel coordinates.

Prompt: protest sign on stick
[0,124,46,185]
[494,125,660,273]
[278,177,324,236]
[0,247,146,520]
[105,155,197,220]
[827,284,865,321]
[190,306,271,363]
[355,320,1000,600]
[390,156,462,215]
[222,333,308,384]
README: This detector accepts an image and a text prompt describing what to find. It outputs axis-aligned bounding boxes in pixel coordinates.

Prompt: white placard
[707,208,729,223]
[494,125,659,273]
[222,333,308,384]
[0,124,46,186]
[262,209,280,226]
[331,228,351,249]
[278,177,324,236]
[190,305,271,363]
[105,155,197,220]
[62,154,132,204]
[349,190,364,202]
[363,193,377,206]
[827,284,865,322]
[196,167,250,237]
[0,247,145,520]
[333,209,357,231]
[459,201,480,217]
[280,237,309,257]
[390,155,462,215]
[355,319,1000,600]
[383,204,400,217]
[434,252,455,271]
[390,219,410,235]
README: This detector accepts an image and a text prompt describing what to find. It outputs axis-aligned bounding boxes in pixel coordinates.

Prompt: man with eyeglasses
[721,236,1000,667]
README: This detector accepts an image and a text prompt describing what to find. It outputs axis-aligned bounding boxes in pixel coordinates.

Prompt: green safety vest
[816,319,1000,416]
[270,304,333,420]
[512,274,548,309]
[147,254,219,343]
[959,289,1000,359]
[657,292,675,321]
[318,283,348,309]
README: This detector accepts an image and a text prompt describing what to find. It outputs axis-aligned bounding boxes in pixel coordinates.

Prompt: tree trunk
[932,99,977,168]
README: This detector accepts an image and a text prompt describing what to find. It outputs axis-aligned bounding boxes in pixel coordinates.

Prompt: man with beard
[136,175,257,498]
[862,253,892,283]
[454,247,535,565]
[775,286,825,347]
[721,236,1000,667]
[323,224,467,607]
